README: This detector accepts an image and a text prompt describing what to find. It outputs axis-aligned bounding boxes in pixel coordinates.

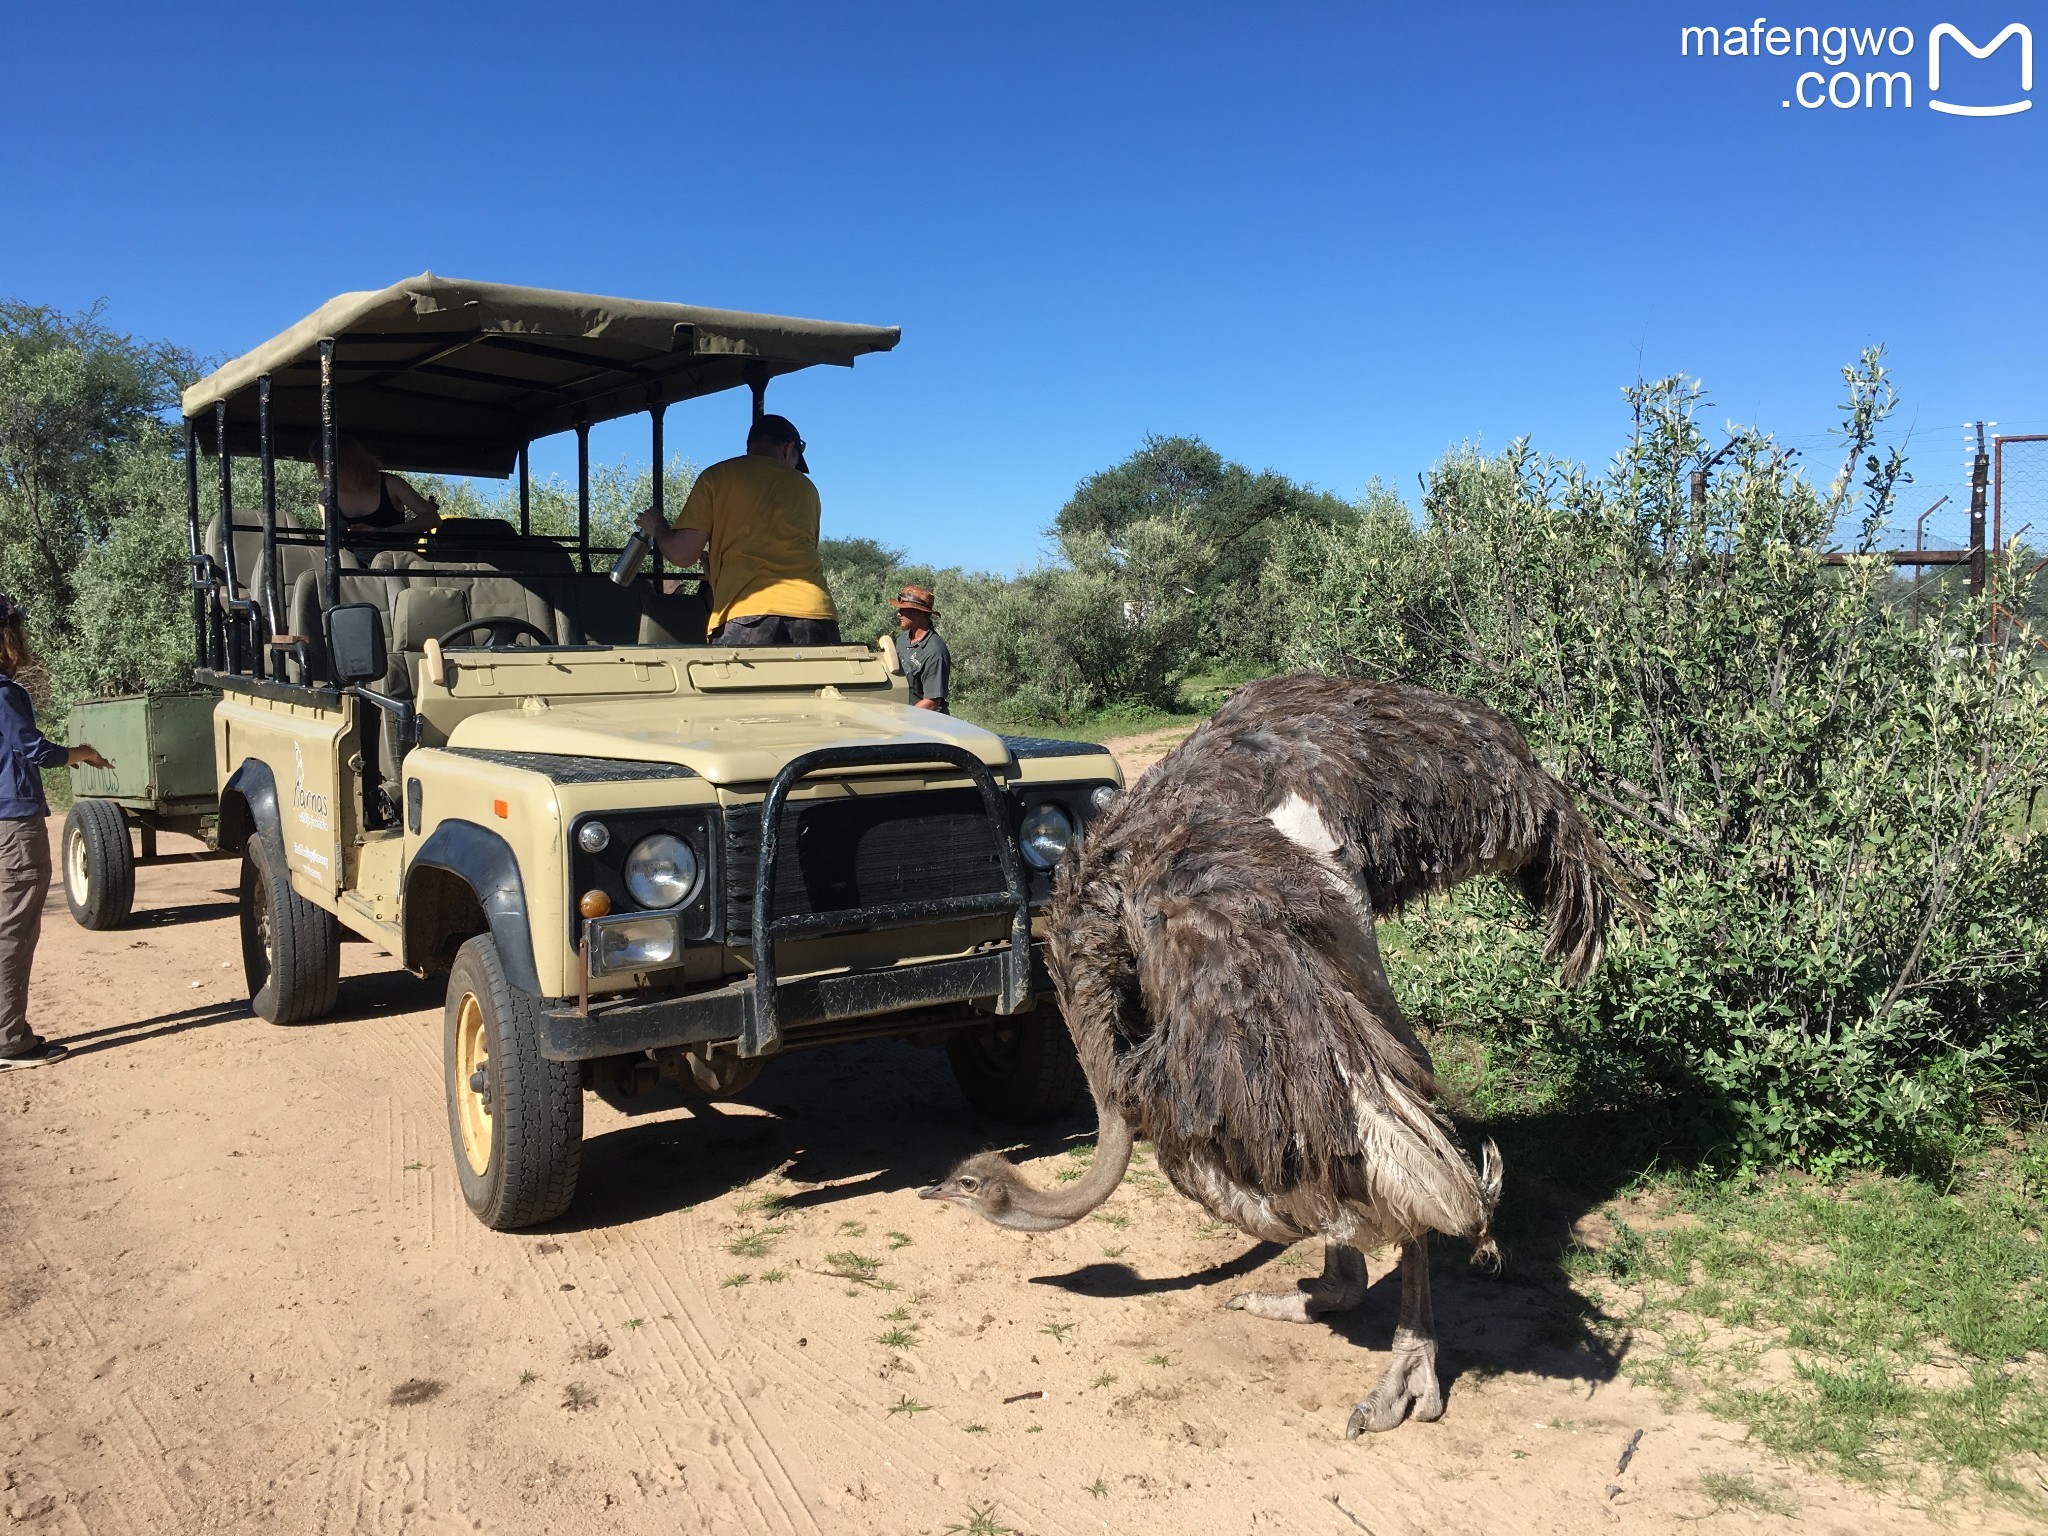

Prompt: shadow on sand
[543,1036,1644,1401]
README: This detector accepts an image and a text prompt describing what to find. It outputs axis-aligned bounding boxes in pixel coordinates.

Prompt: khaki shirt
[674,455,837,628]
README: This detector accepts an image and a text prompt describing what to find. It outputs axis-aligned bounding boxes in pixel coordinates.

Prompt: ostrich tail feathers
[1522,803,1622,987]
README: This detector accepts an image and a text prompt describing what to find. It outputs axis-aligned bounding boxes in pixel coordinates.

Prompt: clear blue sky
[3,1,2041,565]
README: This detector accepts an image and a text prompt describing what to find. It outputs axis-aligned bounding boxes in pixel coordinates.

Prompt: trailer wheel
[946,1012,1088,1124]
[239,834,340,1024]
[62,800,136,931]
[445,934,582,1230]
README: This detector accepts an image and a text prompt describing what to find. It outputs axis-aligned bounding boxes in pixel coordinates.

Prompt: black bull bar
[539,742,1036,1062]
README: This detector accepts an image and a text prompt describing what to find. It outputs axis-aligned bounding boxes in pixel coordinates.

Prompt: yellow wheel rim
[454,993,493,1177]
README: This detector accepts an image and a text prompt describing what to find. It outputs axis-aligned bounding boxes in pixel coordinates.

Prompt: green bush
[1285,354,2048,1173]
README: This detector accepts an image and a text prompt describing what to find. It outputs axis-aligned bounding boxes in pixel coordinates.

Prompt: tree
[1054,434,1358,659]
[0,301,197,652]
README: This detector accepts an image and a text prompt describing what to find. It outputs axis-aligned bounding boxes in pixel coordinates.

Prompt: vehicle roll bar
[742,742,1032,1058]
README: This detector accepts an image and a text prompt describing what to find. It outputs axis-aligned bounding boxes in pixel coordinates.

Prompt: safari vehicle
[181,275,1120,1229]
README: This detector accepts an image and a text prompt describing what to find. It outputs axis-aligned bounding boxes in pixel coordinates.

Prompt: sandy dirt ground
[0,735,2027,1533]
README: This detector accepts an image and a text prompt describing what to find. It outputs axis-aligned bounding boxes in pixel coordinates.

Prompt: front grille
[724,787,1007,942]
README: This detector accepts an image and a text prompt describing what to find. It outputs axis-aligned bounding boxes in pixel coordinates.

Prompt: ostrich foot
[1227,1242,1366,1323]
[1344,1236,1444,1435]
[1345,1344,1444,1435]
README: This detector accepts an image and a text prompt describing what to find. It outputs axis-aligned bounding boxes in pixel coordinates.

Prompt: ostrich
[922,675,1619,1434]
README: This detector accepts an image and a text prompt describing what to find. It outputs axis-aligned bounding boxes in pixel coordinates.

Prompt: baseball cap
[748,414,809,474]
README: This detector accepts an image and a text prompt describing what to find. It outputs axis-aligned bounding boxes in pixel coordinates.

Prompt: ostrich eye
[960,1177,981,1193]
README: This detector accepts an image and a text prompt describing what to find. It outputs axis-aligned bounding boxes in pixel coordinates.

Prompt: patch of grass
[720,1272,752,1289]
[1091,1212,1129,1229]
[1084,1478,1108,1498]
[402,1160,425,1171]
[726,1227,787,1259]
[1146,1354,1171,1367]
[886,1394,932,1416]
[940,1504,1015,1536]
[1040,1321,1074,1343]
[1570,1139,2048,1506]
[736,1190,787,1218]
[1102,1245,1128,1258]
[823,1250,881,1279]
[1025,1424,1043,1434]
[962,1422,988,1434]
[887,1230,913,1249]
[882,1305,911,1322]
[759,1269,787,1284]
[876,1327,919,1350]
[1091,1372,1117,1389]
[838,1219,867,1237]
[1698,1471,1796,1517]
[623,1318,644,1330]
[518,1369,537,1385]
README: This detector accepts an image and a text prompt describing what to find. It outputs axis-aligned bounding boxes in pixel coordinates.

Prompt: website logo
[1928,23,2032,115]
[1679,19,2032,115]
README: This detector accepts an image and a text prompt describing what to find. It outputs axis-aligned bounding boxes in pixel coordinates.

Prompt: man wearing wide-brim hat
[891,586,950,713]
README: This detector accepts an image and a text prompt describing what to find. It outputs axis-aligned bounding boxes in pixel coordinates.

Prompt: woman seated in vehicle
[313,434,438,537]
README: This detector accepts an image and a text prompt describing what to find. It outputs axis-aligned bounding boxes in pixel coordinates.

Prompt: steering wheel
[437,616,553,650]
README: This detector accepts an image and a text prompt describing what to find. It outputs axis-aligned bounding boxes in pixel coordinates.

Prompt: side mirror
[326,603,388,685]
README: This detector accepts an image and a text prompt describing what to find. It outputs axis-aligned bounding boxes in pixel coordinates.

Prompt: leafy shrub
[1285,354,2048,1172]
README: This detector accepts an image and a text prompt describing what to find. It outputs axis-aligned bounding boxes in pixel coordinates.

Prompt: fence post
[1969,421,1989,602]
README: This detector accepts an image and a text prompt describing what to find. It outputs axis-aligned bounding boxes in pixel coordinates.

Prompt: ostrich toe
[1345,1345,1445,1435]
[1226,1241,1366,1323]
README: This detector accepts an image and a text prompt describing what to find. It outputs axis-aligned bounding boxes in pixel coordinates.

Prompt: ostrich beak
[918,1183,949,1202]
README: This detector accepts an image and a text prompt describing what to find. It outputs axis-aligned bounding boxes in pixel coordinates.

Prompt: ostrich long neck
[993,1099,1136,1231]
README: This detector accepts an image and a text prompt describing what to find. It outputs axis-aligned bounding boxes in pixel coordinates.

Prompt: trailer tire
[62,800,135,931]
[946,1012,1088,1124]
[239,834,341,1024]
[445,934,582,1230]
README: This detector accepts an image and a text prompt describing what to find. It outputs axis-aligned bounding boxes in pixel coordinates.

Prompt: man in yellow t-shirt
[635,415,841,645]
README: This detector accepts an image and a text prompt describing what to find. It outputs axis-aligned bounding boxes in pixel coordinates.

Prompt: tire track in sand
[504,1228,787,1529]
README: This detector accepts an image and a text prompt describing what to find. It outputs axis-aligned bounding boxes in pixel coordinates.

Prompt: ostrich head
[919,1152,1077,1231]
[921,1108,1138,1232]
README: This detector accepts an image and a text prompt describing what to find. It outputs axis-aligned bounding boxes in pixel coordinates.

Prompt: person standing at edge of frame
[0,593,111,1068]
[891,585,950,712]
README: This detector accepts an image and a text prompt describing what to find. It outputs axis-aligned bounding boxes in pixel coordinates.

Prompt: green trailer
[60,692,228,929]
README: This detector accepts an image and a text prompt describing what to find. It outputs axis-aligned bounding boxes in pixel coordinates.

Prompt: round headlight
[624,832,700,908]
[1019,803,1073,870]
[1090,784,1118,812]
[577,820,611,853]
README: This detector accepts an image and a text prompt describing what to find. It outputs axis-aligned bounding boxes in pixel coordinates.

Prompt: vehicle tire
[946,1012,1089,1124]
[445,933,582,1230]
[62,799,135,930]
[239,834,341,1024]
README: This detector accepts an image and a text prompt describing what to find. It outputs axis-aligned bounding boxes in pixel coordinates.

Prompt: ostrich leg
[1345,1237,1443,1435]
[1225,1242,1368,1323]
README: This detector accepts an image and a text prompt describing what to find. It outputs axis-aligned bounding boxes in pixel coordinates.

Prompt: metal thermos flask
[610,530,651,586]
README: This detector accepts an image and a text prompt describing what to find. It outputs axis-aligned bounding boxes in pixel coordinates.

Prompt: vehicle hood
[444,694,1012,786]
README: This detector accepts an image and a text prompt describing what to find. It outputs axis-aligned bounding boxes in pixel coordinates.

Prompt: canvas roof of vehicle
[180,272,900,477]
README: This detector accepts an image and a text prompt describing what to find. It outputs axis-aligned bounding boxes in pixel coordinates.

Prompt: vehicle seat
[639,583,710,645]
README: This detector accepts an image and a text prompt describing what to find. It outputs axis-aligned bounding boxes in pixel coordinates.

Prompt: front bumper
[537,944,1052,1061]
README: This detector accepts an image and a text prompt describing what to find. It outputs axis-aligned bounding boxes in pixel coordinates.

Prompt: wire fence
[1997,435,2048,552]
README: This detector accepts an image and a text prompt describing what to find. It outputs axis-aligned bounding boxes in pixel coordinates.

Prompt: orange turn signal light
[492,799,509,819]
[579,890,612,919]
